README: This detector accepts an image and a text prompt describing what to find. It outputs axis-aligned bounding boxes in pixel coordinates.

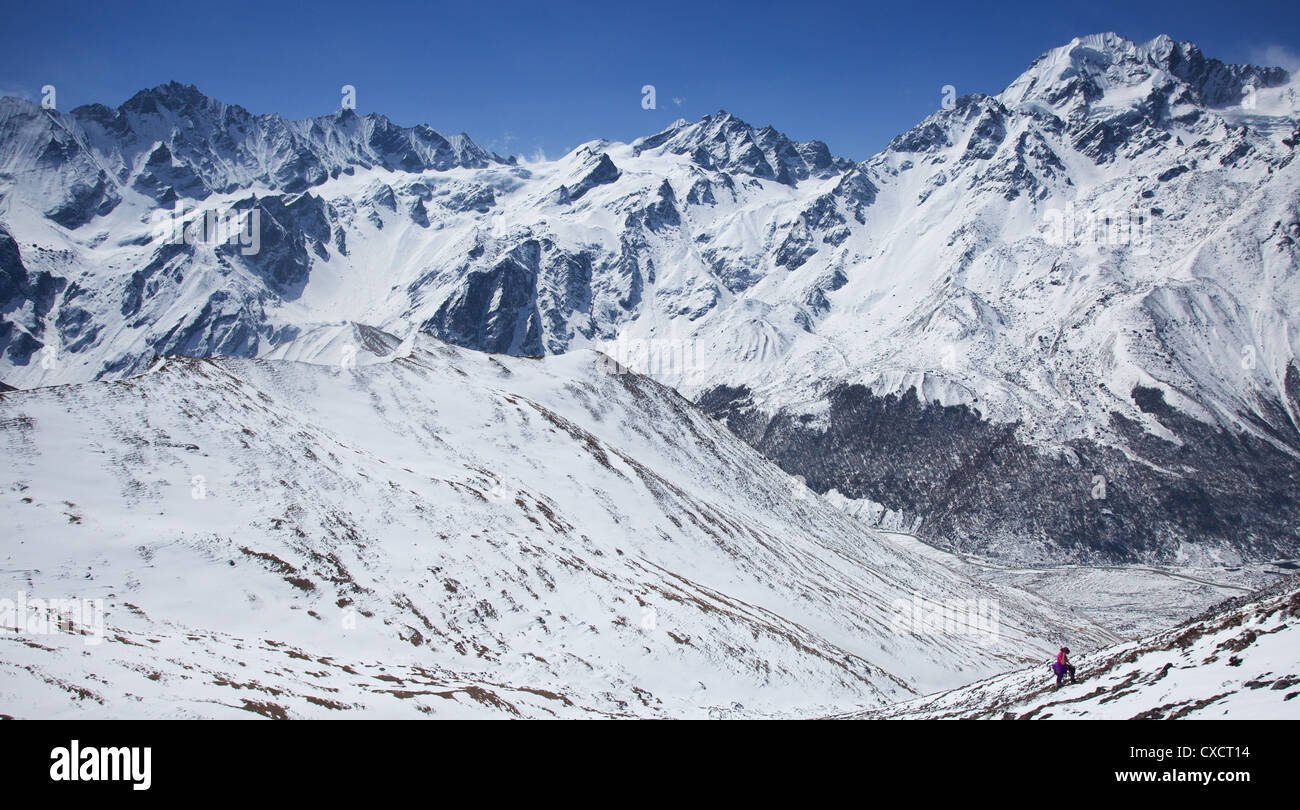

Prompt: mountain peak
[633,110,846,184]
[1001,32,1290,112]
[120,81,228,116]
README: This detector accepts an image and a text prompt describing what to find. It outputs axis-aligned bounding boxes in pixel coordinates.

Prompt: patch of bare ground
[238,699,290,720]
[1128,693,1231,720]
[433,686,521,716]
[514,686,573,706]
[1016,687,1108,719]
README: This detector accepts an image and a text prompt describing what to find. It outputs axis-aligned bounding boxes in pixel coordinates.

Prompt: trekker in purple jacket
[1051,647,1077,688]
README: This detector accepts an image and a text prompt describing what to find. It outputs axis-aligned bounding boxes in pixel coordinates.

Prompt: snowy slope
[845,575,1300,719]
[0,334,1115,718]
[2,33,1298,565]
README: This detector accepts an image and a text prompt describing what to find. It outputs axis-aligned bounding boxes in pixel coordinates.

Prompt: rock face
[699,379,1300,564]
[1,33,1298,564]
[423,240,546,356]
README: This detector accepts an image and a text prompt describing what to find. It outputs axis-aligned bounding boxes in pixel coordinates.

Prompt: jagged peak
[1002,32,1290,111]
[62,82,506,161]
[636,110,782,151]
[632,109,846,184]
[878,33,1292,164]
[115,81,242,118]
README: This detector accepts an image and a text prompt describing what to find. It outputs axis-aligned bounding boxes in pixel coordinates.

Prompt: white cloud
[1248,45,1300,73]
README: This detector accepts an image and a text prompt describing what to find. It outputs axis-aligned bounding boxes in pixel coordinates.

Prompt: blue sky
[2,0,1297,162]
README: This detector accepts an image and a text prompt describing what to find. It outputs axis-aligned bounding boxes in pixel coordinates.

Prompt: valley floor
[870,530,1291,638]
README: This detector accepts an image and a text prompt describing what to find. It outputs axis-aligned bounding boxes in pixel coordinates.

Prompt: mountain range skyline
[3,0,1299,161]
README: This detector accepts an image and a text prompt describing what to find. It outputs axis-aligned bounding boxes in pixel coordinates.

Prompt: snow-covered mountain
[2,33,1299,564]
[846,574,1300,719]
[0,332,1115,718]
